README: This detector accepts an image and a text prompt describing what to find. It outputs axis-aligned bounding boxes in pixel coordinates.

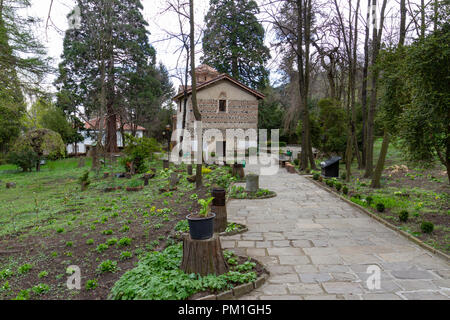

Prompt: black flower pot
[186,213,216,240]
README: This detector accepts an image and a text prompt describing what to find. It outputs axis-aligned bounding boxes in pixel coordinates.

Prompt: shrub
[86,239,94,245]
[421,221,434,234]
[342,186,349,195]
[340,172,346,180]
[120,251,133,260]
[294,159,300,166]
[335,182,342,191]
[86,279,98,291]
[399,210,409,222]
[78,171,91,189]
[97,260,117,273]
[8,128,65,172]
[118,237,132,247]
[32,283,50,295]
[121,134,161,174]
[313,173,320,180]
[96,243,108,253]
[107,238,118,246]
[14,289,31,300]
[7,149,38,172]
[325,179,334,187]
[376,203,385,212]
[18,264,33,275]
[38,271,48,278]
[366,196,373,205]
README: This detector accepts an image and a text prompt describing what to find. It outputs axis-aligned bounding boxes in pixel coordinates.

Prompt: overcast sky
[23,0,404,93]
[24,0,280,93]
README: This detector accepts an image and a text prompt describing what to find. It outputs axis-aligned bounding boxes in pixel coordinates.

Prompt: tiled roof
[84,118,146,131]
[173,73,265,101]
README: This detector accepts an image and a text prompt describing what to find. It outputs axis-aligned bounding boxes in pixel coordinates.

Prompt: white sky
[24,0,281,93]
[23,0,410,93]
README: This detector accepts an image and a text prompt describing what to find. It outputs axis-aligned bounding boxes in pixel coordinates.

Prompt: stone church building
[172,65,264,156]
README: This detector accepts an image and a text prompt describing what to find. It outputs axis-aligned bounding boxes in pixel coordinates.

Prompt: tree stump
[232,164,245,179]
[77,158,85,168]
[181,234,229,276]
[246,174,259,193]
[212,205,227,233]
[187,164,193,175]
[6,182,16,189]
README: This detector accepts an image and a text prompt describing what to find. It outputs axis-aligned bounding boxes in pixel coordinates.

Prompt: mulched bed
[0,187,209,300]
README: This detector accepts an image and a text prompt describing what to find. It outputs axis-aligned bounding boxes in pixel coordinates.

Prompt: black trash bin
[320,156,342,178]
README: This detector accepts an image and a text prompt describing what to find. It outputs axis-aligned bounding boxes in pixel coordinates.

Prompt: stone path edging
[229,192,278,201]
[197,271,269,300]
[307,176,450,262]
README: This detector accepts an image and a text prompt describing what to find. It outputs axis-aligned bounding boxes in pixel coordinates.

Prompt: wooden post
[181,234,229,276]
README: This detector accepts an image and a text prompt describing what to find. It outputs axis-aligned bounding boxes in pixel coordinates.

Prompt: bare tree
[371,0,407,188]
[364,0,387,178]
[265,0,317,171]
[189,0,203,188]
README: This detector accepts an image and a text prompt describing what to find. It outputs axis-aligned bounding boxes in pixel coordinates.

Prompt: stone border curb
[229,191,278,201]
[219,225,249,237]
[196,270,270,301]
[307,176,450,262]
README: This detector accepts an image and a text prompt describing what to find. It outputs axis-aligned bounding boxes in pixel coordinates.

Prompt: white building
[67,119,146,155]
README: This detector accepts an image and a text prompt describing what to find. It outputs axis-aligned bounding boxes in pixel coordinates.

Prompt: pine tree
[0,0,50,153]
[55,0,169,152]
[201,0,270,89]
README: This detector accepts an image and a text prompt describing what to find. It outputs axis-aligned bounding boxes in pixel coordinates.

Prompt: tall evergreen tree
[55,0,167,153]
[0,0,50,153]
[201,0,270,89]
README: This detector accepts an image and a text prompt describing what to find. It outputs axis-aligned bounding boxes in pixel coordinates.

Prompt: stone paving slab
[223,163,449,300]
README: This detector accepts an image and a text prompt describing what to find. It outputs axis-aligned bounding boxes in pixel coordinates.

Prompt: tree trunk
[190,0,202,189]
[181,234,229,276]
[364,0,387,178]
[106,108,118,153]
[421,0,426,38]
[361,0,371,168]
[371,130,389,188]
[371,0,406,188]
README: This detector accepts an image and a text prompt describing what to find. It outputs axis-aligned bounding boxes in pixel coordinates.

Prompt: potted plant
[186,197,216,240]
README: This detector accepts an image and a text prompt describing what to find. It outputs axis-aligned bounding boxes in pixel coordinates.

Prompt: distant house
[67,118,146,155]
[172,65,264,155]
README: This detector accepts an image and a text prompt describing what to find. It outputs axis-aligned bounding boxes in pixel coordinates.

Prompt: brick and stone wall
[187,99,258,130]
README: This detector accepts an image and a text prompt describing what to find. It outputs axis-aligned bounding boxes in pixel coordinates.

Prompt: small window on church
[219,100,227,112]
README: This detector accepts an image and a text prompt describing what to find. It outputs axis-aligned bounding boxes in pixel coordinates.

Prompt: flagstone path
[222,164,450,300]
